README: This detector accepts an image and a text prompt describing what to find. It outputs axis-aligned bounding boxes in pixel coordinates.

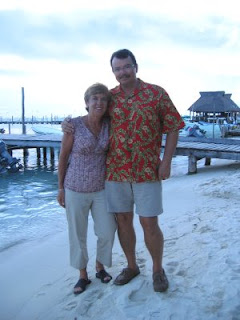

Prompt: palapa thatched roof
[188,91,240,113]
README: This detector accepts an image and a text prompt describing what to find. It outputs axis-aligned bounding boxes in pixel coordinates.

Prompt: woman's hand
[61,117,74,134]
[57,189,65,207]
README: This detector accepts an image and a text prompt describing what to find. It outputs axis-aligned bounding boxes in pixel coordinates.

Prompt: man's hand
[61,116,74,134]
[158,131,179,180]
[158,159,171,180]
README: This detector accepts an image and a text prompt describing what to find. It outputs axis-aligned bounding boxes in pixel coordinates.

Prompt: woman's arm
[57,133,74,207]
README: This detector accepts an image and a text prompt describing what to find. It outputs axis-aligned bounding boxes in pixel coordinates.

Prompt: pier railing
[0,119,63,125]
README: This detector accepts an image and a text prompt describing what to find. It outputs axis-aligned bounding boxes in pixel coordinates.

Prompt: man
[62,49,185,292]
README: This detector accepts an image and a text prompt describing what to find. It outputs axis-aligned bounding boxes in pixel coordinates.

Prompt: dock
[1,134,240,174]
[166,136,240,173]
[0,134,62,148]
[0,133,62,161]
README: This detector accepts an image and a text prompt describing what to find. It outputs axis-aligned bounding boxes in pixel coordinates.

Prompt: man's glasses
[112,64,135,74]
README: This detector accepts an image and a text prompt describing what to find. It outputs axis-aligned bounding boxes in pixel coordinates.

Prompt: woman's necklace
[84,115,102,137]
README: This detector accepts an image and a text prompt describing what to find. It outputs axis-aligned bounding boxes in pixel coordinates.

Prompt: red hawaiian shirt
[106,79,185,182]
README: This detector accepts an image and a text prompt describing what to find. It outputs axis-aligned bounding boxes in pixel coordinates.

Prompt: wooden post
[37,148,41,159]
[188,155,197,174]
[43,147,47,159]
[50,147,55,161]
[22,87,26,134]
[205,157,211,166]
[7,147,12,156]
[23,148,29,157]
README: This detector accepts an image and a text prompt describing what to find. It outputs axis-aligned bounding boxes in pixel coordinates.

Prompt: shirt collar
[111,78,145,96]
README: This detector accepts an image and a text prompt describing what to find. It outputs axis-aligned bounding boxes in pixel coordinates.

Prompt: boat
[180,120,223,139]
[32,125,63,135]
[0,140,23,174]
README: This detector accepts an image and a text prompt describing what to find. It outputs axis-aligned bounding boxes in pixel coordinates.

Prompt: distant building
[188,91,240,123]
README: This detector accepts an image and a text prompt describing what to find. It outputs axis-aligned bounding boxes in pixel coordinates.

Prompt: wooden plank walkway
[1,134,240,174]
[0,133,62,148]
[163,136,240,173]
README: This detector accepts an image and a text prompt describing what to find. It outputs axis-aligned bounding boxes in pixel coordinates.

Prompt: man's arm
[61,116,74,134]
[158,131,179,180]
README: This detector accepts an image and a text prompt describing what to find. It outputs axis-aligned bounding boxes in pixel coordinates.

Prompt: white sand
[0,158,240,320]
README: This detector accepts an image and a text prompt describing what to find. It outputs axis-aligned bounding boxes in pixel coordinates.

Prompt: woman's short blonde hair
[84,83,110,104]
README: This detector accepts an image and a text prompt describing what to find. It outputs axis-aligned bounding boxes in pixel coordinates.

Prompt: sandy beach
[0,157,240,320]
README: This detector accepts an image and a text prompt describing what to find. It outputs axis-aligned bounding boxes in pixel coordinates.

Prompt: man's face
[111,56,137,86]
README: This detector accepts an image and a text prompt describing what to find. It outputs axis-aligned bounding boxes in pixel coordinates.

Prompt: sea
[0,123,66,253]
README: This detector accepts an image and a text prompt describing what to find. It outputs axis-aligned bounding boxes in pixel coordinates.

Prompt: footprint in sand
[35,282,53,297]
[64,301,78,311]
[36,291,46,297]
[149,311,162,319]
[166,261,179,274]
[176,269,187,277]
[136,257,146,270]
[128,281,149,303]
[198,225,213,233]
[75,288,105,316]
[164,240,176,247]
[64,277,75,284]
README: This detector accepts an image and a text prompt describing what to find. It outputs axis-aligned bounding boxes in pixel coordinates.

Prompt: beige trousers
[65,188,116,270]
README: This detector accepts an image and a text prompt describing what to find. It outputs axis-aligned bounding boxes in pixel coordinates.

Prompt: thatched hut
[188,91,240,123]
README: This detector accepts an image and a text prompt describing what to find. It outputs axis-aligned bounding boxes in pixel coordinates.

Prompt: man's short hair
[110,49,137,67]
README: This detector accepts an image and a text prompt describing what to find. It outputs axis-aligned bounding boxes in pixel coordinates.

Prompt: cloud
[0,0,239,117]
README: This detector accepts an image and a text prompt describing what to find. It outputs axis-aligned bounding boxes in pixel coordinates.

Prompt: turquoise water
[0,124,66,252]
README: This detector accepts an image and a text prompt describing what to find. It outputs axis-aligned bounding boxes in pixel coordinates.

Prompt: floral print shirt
[64,117,109,192]
[106,79,185,182]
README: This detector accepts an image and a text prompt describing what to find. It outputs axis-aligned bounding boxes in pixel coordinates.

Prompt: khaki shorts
[105,181,163,217]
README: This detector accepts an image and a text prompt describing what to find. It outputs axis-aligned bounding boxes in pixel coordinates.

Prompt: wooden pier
[1,134,240,173]
[0,134,62,148]
[0,133,62,162]
[165,136,240,173]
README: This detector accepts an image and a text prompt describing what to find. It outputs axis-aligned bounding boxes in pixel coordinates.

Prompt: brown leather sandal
[114,266,140,285]
[153,269,169,292]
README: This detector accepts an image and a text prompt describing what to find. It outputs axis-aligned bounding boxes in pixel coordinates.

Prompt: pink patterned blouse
[64,116,109,193]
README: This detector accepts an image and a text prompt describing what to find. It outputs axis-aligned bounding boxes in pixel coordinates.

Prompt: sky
[0,0,239,119]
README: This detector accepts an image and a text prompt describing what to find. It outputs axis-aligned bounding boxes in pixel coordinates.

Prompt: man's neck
[121,78,139,96]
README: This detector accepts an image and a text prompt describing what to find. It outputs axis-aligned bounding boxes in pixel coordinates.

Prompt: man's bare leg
[139,216,163,273]
[139,216,168,292]
[114,212,140,285]
[115,212,138,270]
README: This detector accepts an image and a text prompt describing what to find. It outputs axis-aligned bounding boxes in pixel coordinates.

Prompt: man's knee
[140,216,160,233]
[116,212,133,225]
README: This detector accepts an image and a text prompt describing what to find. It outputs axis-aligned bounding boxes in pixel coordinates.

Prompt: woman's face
[86,93,108,117]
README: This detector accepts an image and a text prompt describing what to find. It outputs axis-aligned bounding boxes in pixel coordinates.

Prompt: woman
[57,83,116,294]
